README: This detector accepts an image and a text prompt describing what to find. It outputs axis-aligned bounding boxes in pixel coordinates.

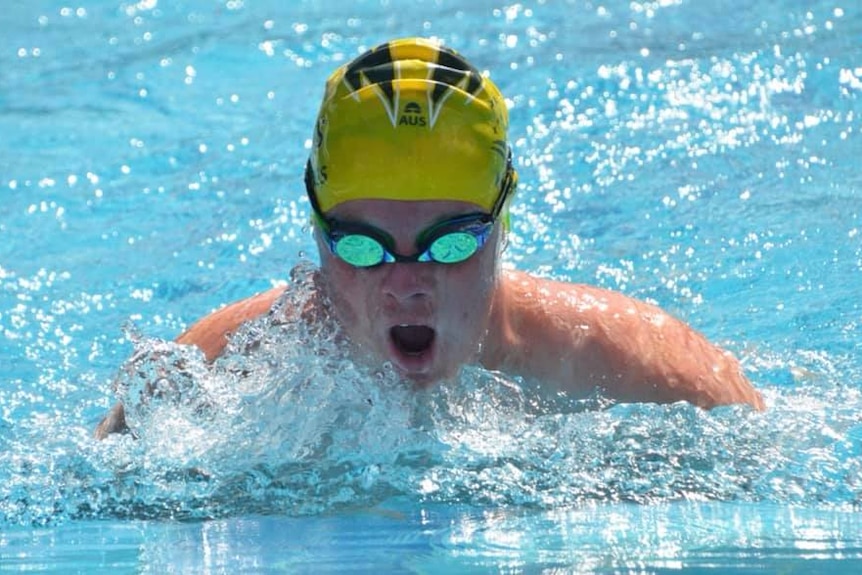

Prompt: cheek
[320,258,368,325]
[446,251,499,324]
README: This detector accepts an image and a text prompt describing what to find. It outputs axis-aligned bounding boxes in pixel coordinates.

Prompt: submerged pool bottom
[2,501,860,573]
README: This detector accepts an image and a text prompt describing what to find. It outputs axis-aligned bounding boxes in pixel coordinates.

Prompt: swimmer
[95,38,763,438]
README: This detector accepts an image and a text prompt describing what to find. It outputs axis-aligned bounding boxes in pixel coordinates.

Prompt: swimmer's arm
[93,286,287,439]
[586,296,765,410]
[175,286,287,361]
[497,273,764,410]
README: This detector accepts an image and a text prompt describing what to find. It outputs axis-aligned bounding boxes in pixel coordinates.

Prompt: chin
[395,358,463,389]
[402,372,440,389]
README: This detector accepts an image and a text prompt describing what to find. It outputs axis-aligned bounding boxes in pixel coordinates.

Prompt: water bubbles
[184,64,196,85]
[258,40,276,57]
[59,6,87,18]
[16,47,42,58]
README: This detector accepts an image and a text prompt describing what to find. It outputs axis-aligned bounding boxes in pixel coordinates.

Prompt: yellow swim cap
[305,37,516,216]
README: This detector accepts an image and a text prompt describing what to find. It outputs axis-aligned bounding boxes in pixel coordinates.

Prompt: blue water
[1,0,861,572]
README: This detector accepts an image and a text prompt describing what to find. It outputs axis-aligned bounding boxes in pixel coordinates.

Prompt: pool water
[2,0,861,572]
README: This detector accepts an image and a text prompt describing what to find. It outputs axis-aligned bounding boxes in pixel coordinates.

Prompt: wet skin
[316,199,501,386]
[94,198,763,438]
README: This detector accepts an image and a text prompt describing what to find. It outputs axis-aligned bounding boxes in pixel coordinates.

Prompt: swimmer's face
[316,199,502,386]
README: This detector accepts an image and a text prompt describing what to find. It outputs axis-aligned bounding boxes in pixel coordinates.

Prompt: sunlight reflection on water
[1,2,861,572]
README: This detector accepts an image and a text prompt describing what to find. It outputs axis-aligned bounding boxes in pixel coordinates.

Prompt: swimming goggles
[314,211,495,267]
[305,147,517,268]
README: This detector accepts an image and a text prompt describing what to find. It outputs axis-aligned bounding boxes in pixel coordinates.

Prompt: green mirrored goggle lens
[319,211,495,268]
[333,230,482,267]
[334,234,386,267]
[427,232,480,264]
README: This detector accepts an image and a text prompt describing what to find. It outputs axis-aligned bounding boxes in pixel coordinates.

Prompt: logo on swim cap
[399,102,426,127]
[305,37,516,216]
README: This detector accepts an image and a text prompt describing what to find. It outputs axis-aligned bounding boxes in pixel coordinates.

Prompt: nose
[381,262,434,304]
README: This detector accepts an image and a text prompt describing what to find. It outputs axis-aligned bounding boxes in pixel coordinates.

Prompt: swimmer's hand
[94,401,130,439]
[93,277,307,440]
[94,342,206,440]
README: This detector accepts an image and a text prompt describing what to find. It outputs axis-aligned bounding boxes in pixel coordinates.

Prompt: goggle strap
[305,159,326,218]
[491,147,517,220]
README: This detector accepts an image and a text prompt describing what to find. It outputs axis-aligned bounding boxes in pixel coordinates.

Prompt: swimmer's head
[304,37,517,218]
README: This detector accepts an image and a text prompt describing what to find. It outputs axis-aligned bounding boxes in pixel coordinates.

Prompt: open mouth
[389,324,436,356]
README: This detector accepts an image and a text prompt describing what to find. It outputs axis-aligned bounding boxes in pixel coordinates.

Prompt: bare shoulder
[175,286,287,361]
[492,271,764,410]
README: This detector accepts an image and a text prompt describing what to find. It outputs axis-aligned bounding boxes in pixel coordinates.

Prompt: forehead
[326,199,485,228]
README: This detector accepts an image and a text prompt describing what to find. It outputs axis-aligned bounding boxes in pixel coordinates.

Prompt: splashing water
[93,263,429,519]
[1,262,861,528]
